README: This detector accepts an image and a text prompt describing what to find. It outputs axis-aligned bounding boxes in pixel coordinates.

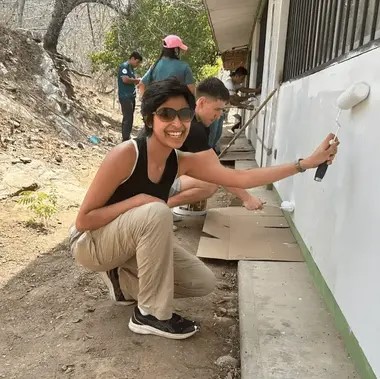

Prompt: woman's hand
[243,195,265,210]
[301,133,340,169]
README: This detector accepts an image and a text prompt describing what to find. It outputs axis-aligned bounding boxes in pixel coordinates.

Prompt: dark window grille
[283,0,380,81]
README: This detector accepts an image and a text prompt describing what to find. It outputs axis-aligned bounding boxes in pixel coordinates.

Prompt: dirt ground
[0,27,241,376]
[0,94,241,378]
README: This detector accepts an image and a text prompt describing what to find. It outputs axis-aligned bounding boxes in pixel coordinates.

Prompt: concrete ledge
[276,189,377,379]
[237,177,360,379]
[238,260,359,379]
[238,261,265,378]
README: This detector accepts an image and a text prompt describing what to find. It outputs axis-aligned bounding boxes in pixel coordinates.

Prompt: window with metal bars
[283,0,380,81]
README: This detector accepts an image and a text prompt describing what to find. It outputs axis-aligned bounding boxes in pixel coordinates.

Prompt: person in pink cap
[163,34,188,50]
[139,35,195,96]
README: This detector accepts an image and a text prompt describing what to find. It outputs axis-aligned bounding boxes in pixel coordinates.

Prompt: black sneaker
[128,306,200,340]
[99,269,135,305]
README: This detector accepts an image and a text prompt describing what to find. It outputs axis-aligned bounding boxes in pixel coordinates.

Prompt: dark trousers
[120,98,136,141]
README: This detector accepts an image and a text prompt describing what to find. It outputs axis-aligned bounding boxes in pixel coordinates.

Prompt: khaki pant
[70,202,216,320]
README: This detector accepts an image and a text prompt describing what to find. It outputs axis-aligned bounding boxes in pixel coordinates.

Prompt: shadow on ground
[1,216,240,379]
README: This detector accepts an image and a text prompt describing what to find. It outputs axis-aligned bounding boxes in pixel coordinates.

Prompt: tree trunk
[43,0,131,99]
[43,0,70,53]
[87,4,96,47]
[43,0,130,53]
[17,0,26,28]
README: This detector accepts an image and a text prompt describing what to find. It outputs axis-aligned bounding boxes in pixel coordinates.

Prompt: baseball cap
[163,35,188,51]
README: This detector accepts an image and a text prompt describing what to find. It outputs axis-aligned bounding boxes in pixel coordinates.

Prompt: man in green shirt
[118,51,143,141]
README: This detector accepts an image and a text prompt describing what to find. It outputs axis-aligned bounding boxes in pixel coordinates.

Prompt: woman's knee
[144,202,172,225]
[123,201,172,229]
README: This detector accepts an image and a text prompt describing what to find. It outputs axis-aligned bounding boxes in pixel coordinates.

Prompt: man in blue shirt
[118,51,143,141]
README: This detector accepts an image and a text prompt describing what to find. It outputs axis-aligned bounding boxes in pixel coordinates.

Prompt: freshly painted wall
[272,47,380,377]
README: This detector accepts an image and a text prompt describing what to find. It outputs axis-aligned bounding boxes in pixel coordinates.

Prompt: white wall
[273,47,380,377]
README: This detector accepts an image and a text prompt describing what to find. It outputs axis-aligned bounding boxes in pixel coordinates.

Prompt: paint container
[173,200,208,217]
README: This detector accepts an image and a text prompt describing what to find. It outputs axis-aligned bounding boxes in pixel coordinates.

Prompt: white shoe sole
[128,319,198,340]
[172,213,183,222]
[172,206,207,217]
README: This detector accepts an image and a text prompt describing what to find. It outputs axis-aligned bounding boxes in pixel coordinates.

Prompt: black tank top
[106,137,178,205]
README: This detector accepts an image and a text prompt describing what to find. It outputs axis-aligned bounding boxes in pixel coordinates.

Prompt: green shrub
[17,189,58,227]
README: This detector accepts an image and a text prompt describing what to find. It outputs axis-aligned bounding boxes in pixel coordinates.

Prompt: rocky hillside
[0,24,120,200]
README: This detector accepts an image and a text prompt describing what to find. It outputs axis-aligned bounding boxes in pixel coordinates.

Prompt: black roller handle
[314,162,329,182]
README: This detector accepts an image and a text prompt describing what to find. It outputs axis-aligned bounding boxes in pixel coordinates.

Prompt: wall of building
[272,47,380,377]
[226,0,379,375]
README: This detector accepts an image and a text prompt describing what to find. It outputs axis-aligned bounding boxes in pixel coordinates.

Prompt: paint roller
[314,82,370,182]
[262,201,295,213]
[280,201,295,213]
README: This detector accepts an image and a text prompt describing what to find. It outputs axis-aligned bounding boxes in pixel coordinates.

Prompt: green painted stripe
[274,189,376,379]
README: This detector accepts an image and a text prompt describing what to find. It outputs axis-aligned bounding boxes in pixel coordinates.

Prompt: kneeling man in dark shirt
[167,77,263,211]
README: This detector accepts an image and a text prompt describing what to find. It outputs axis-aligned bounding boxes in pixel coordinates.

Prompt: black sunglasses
[153,107,194,122]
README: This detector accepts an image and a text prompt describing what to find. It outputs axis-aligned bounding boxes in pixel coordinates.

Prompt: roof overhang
[203,0,262,53]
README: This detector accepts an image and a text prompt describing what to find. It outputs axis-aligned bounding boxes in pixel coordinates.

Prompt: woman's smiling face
[151,96,193,149]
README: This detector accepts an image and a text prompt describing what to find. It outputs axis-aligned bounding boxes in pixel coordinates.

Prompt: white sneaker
[172,212,183,222]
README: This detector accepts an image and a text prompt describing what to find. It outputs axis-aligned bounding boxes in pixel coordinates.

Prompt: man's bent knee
[204,182,218,198]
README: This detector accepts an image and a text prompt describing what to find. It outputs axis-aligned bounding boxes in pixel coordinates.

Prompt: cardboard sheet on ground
[197,207,304,262]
